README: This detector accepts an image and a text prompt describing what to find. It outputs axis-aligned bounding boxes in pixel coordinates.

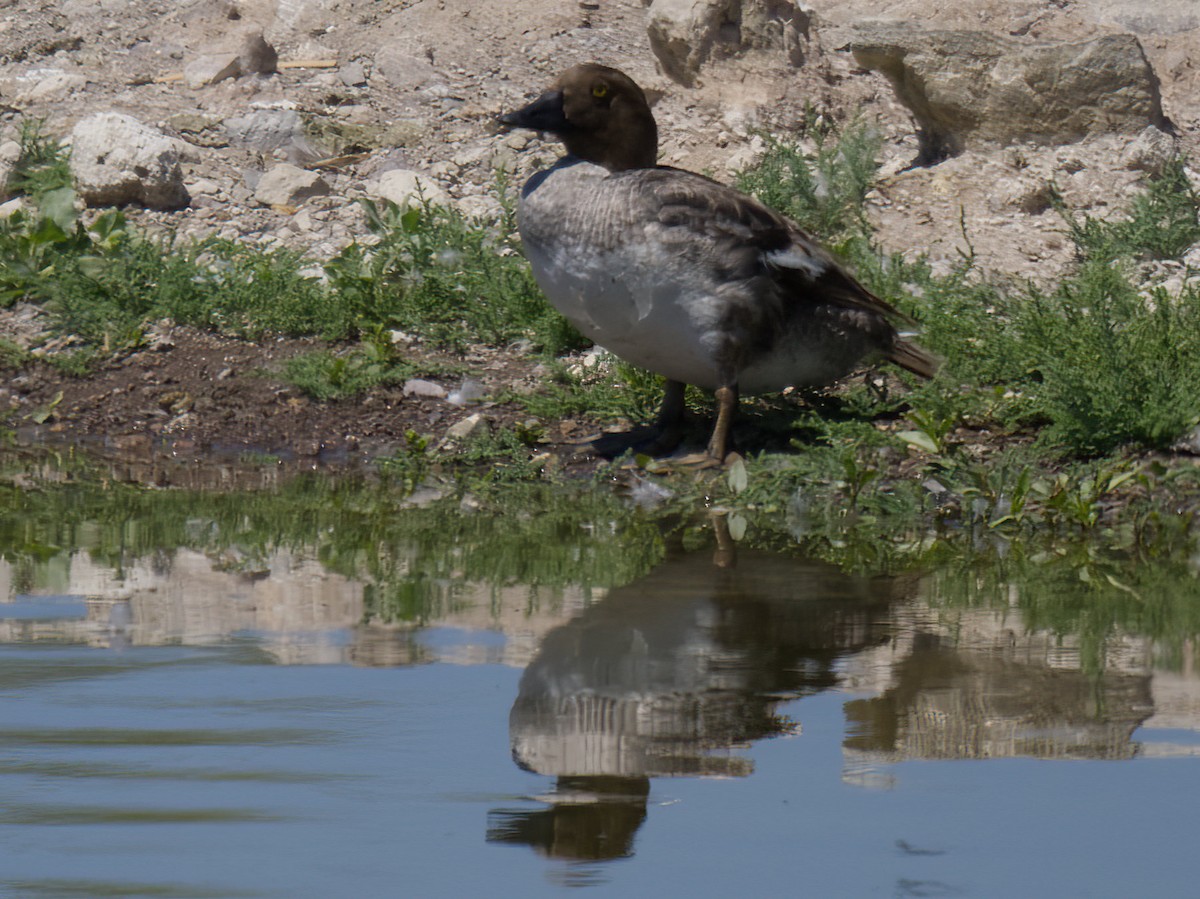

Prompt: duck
[499,63,937,462]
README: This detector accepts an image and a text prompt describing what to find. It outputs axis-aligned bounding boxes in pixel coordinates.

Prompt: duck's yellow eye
[591,83,608,99]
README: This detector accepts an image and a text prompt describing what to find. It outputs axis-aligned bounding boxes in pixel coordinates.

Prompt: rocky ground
[1,0,1198,465]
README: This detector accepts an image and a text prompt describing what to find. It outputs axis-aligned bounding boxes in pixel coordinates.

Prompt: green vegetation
[322,193,584,353]
[735,116,882,244]
[4,119,1200,546]
[0,450,669,624]
[280,334,429,401]
[712,123,1200,545]
[3,447,1200,675]
[0,127,581,361]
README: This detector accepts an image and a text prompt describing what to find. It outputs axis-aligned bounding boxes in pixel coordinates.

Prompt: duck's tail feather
[887,337,939,380]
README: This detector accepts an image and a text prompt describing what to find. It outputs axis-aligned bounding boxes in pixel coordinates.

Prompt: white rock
[69,113,190,210]
[339,61,368,87]
[183,29,277,89]
[254,164,331,207]
[187,177,222,196]
[648,0,810,86]
[446,379,487,406]
[456,194,502,222]
[1121,126,1178,175]
[372,169,450,209]
[0,197,25,219]
[26,71,87,100]
[402,379,448,399]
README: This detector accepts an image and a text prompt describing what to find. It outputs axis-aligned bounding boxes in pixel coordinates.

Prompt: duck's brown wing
[613,167,937,377]
[621,167,906,318]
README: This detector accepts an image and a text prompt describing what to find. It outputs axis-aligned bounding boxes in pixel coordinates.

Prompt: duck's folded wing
[621,166,909,324]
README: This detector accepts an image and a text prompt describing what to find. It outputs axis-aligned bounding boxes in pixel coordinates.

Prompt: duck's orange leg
[707,383,739,462]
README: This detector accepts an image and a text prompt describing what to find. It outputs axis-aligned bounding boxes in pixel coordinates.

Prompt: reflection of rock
[0,546,583,668]
[348,623,428,668]
[843,612,1154,762]
[0,548,364,663]
[509,548,898,780]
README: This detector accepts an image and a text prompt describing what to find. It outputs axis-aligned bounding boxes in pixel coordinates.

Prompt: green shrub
[281,343,418,401]
[1059,158,1200,263]
[324,199,584,353]
[735,120,882,243]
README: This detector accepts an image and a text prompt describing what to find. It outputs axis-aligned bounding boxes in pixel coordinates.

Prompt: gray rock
[184,53,242,89]
[647,0,811,86]
[69,113,190,210]
[846,26,1166,163]
[1121,126,1177,175]
[224,108,303,152]
[339,60,368,87]
[24,70,88,100]
[254,164,331,207]
[183,28,278,88]
[1091,0,1200,35]
[165,113,227,148]
[0,140,20,203]
[225,108,323,164]
[374,46,436,91]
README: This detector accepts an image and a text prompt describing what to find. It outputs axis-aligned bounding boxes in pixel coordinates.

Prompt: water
[2,453,1200,897]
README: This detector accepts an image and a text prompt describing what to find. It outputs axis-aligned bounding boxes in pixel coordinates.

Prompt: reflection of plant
[1032,463,1142,530]
[0,451,670,624]
[960,464,1033,529]
[839,449,879,509]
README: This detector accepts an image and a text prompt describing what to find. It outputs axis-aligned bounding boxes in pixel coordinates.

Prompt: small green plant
[43,348,99,377]
[897,408,958,456]
[839,448,880,509]
[1056,159,1200,263]
[735,118,882,244]
[0,339,28,369]
[1032,463,1142,529]
[515,356,663,424]
[378,429,433,492]
[1022,274,1200,455]
[281,342,417,401]
[8,119,73,201]
[960,464,1034,528]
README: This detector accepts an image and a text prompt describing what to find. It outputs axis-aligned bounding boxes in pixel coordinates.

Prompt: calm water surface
[1,453,1199,898]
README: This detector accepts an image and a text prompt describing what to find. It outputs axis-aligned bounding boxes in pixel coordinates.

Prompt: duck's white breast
[518,159,729,389]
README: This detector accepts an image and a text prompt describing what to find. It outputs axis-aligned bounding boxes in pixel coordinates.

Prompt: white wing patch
[765,246,828,279]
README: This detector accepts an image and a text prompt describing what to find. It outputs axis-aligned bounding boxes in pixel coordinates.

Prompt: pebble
[444,412,490,441]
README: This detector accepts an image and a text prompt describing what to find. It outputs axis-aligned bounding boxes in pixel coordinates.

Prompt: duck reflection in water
[487,518,903,861]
